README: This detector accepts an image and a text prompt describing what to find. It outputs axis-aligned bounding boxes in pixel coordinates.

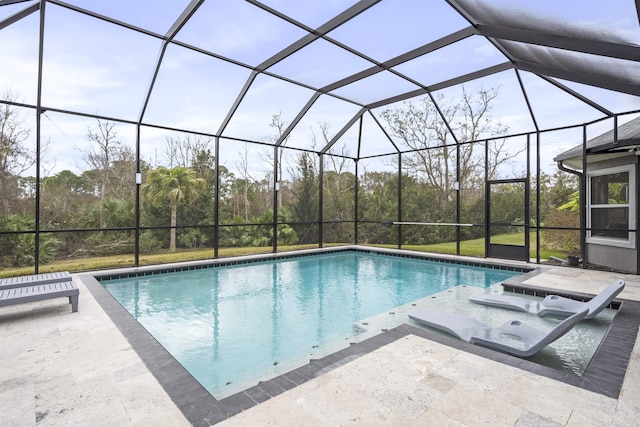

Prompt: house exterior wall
[586,243,637,273]
[585,156,638,274]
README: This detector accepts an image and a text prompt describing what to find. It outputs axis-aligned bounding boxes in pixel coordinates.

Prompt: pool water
[102,251,520,398]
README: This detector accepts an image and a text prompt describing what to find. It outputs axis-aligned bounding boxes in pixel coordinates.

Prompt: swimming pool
[101,250,521,398]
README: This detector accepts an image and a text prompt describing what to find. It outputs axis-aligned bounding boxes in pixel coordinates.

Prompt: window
[587,164,635,248]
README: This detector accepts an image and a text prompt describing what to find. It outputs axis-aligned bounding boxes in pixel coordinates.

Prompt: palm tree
[141,166,206,252]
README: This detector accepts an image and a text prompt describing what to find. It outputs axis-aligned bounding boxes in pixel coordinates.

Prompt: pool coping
[80,248,640,426]
[91,245,533,281]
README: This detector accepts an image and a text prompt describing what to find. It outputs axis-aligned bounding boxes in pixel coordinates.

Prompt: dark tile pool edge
[582,299,640,396]
[409,298,640,399]
[82,273,638,426]
[90,245,534,282]
[81,275,218,425]
[83,270,411,425]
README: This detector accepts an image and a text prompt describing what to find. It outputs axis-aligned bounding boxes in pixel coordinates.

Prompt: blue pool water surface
[101,251,520,398]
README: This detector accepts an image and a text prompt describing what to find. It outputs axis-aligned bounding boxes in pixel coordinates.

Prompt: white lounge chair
[468,279,624,319]
[409,308,588,357]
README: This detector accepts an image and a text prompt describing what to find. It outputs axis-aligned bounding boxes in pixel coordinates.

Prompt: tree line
[0,88,579,268]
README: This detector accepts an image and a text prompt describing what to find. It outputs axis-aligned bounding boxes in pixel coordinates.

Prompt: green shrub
[0,214,58,267]
[542,209,580,254]
[138,231,162,254]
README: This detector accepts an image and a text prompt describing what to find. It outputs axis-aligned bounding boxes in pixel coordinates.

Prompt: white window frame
[586,164,636,249]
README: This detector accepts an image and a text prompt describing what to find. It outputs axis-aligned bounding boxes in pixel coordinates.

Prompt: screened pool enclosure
[1,0,639,273]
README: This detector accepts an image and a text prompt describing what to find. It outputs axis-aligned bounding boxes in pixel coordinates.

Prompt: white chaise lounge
[409,308,588,357]
[468,279,624,319]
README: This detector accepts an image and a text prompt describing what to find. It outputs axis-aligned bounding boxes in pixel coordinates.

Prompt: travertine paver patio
[0,277,189,426]
[0,264,638,426]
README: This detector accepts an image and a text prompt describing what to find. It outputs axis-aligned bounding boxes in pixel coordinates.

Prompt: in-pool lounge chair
[409,308,588,357]
[468,279,624,319]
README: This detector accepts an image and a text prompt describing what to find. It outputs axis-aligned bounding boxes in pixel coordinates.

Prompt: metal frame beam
[34,0,46,273]
[514,60,640,97]
[537,75,613,116]
[0,0,34,5]
[0,1,38,30]
[165,0,204,39]
[480,24,640,62]
[514,69,539,132]
[320,107,366,154]
[48,0,161,39]
[217,71,259,136]
[275,92,321,146]
[320,26,477,93]
[256,0,381,71]
[3,0,640,272]
[366,62,512,109]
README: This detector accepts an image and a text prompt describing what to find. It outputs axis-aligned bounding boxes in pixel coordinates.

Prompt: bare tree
[234,143,258,221]
[316,123,356,223]
[83,120,121,228]
[259,113,289,209]
[321,123,352,190]
[164,134,212,168]
[381,86,520,205]
[0,91,33,214]
[109,145,137,202]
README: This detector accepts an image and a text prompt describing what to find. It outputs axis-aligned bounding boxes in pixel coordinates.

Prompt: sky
[1,0,640,180]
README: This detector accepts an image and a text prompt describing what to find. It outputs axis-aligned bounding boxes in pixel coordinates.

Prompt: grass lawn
[408,232,565,259]
[0,234,565,278]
